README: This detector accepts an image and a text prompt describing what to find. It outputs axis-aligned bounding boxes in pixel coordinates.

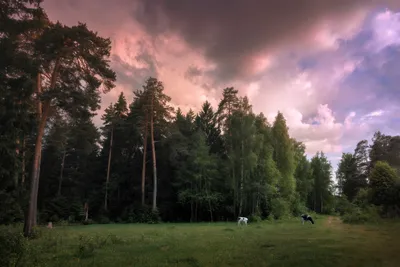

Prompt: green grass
[13,216,400,266]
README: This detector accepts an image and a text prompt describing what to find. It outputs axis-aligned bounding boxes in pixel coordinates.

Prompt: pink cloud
[41,0,400,172]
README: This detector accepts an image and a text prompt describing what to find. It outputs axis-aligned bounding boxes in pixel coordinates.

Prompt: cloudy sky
[42,0,400,172]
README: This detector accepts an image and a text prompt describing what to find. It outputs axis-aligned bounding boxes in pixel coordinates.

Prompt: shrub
[342,205,381,224]
[121,205,161,224]
[335,196,354,216]
[291,201,307,216]
[82,219,95,225]
[353,188,372,209]
[0,228,27,266]
[76,235,96,259]
[0,191,24,224]
[270,198,290,220]
[249,214,262,223]
[98,216,111,224]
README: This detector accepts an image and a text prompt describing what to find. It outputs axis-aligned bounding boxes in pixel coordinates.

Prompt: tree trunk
[21,136,26,185]
[150,96,158,212]
[206,188,213,222]
[15,139,20,187]
[313,190,316,212]
[117,186,120,203]
[320,195,323,214]
[84,203,89,222]
[24,61,60,237]
[195,201,198,222]
[33,152,41,223]
[190,199,194,222]
[104,126,114,211]
[58,150,66,196]
[141,115,148,206]
[24,73,43,236]
[238,140,244,216]
[232,167,237,218]
[24,107,49,236]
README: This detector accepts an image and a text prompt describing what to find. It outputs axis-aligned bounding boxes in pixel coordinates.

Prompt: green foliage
[0,191,24,224]
[342,205,381,224]
[121,205,161,224]
[270,198,290,220]
[0,228,27,267]
[335,196,354,216]
[248,214,262,223]
[272,112,296,200]
[290,194,308,215]
[353,188,372,209]
[309,152,333,213]
[336,153,359,201]
[369,161,399,210]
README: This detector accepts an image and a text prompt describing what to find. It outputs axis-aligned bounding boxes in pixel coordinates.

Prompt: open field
[5,216,400,267]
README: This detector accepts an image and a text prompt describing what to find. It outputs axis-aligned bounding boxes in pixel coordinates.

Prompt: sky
[42,0,400,174]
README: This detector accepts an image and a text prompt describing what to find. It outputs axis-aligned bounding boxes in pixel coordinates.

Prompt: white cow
[237,216,248,226]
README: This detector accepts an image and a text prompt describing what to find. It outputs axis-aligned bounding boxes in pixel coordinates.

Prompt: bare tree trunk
[150,96,158,212]
[190,200,194,222]
[206,188,213,222]
[195,201,198,222]
[232,168,237,218]
[33,152,41,224]
[141,115,148,206]
[24,61,60,237]
[84,203,89,222]
[238,141,244,216]
[21,136,26,185]
[117,186,120,203]
[58,150,66,196]
[104,126,114,211]
[24,73,45,236]
[15,139,20,187]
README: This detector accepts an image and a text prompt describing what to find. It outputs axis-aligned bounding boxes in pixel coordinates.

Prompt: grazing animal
[237,216,248,226]
[301,214,314,225]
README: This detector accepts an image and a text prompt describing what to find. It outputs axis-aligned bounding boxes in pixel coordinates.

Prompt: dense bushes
[0,227,45,267]
[270,198,290,219]
[0,228,26,266]
[341,205,381,224]
[0,191,24,225]
[120,205,161,224]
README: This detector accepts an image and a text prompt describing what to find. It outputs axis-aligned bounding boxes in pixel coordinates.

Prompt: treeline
[1,1,336,235]
[335,133,400,222]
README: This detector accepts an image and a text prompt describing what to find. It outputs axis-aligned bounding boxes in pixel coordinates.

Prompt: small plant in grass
[29,226,43,240]
[76,235,96,259]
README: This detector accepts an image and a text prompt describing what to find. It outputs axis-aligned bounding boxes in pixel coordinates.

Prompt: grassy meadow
[3,216,400,267]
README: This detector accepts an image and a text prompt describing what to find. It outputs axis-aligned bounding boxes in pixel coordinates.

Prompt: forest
[1,0,400,239]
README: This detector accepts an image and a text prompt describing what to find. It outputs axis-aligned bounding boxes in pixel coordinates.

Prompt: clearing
[20,217,400,266]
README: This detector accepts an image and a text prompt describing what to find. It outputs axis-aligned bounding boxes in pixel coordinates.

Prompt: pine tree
[24,19,116,237]
[136,77,173,211]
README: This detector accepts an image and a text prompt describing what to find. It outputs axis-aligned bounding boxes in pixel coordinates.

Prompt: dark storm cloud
[134,0,399,82]
[184,65,203,81]
[111,53,158,91]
